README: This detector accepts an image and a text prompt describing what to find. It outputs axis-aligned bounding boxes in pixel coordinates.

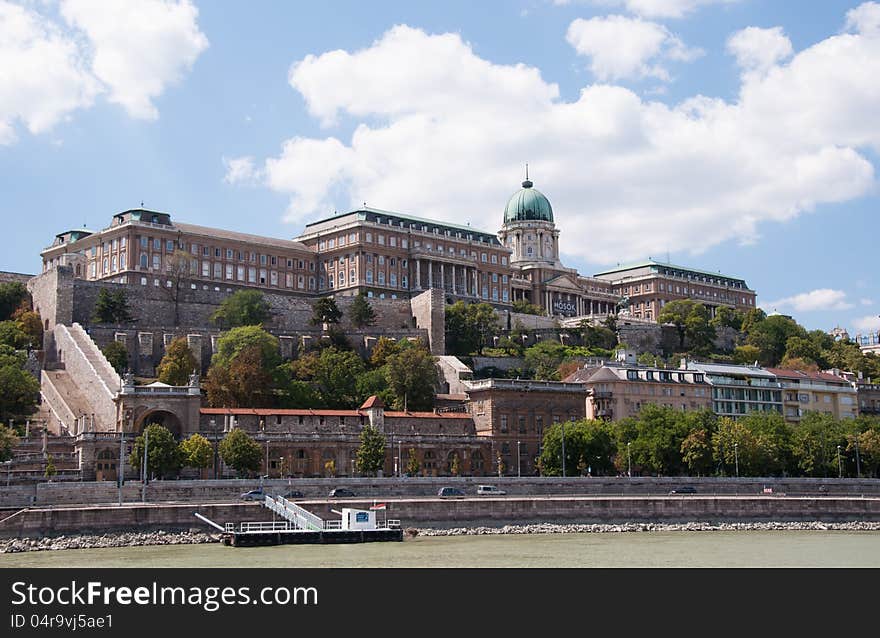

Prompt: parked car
[281,490,304,499]
[669,486,697,494]
[476,485,506,496]
[329,487,356,498]
[240,489,265,501]
[438,487,465,498]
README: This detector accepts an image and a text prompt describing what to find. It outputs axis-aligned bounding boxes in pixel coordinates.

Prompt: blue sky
[1,0,878,335]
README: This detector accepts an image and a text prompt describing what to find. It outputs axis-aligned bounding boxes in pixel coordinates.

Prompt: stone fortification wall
[39,371,77,435]
[410,288,445,355]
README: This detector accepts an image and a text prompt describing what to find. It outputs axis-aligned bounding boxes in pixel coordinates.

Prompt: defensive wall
[2,494,880,538]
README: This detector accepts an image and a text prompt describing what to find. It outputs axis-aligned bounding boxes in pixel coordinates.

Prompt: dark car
[240,489,265,501]
[669,486,697,494]
[438,487,465,498]
[281,490,304,499]
[329,487,356,498]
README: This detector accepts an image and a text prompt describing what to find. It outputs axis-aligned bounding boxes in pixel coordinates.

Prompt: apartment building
[765,368,858,422]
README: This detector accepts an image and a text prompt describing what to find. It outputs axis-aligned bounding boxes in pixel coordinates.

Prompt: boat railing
[240,521,293,533]
[386,519,401,529]
[324,520,342,530]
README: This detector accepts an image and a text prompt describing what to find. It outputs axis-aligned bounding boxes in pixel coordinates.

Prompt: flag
[370,503,386,510]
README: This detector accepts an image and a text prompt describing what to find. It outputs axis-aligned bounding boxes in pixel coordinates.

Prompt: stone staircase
[39,323,120,433]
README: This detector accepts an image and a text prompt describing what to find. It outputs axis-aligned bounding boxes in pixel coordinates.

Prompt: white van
[476,485,506,496]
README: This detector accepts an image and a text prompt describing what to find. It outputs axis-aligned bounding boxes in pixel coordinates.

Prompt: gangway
[262,495,324,531]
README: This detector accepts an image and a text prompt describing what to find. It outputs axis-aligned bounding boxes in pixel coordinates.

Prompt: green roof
[594,259,747,283]
[503,180,553,224]
[303,206,499,241]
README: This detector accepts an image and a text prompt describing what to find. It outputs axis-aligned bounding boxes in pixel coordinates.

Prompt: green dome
[503,179,553,224]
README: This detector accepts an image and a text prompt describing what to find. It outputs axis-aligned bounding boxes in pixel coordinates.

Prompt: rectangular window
[152,254,161,270]
[260,254,267,265]
[366,270,374,283]
[378,271,385,285]
[203,246,210,256]
[481,253,487,262]
[285,273,293,288]
[226,264,234,280]
[166,240,174,252]
[153,238,161,250]
[248,267,256,283]
[389,236,396,247]
[202,261,210,277]
[213,262,222,279]
[500,415,508,433]
[270,271,278,286]
[390,273,397,286]
[259,268,267,284]
[401,275,408,289]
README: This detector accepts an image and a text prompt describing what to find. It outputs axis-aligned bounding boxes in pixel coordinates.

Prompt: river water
[2,530,879,567]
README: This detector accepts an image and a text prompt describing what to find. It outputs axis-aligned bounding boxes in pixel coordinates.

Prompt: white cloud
[0,0,206,144]
[235,13,880,265]
[60,0,208,120]
[223,156,260,185]
[566,15,702,81]
[861,298,874,306]
[727,26,793,73]
[0,0,100,144]
[557,0,740,19]
[764,289,854,313]
[853,315,880,333]
[845,1,880,36]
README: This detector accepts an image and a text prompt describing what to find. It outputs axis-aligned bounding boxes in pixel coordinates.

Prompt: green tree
[781,336,823,369]
[210,289,270,328]
[129,424,181,479]
[746,314,807,367]
[539,419,616,477]
[450,453,460,476]
[219,428,262,477]
[790,412,845,477]
[680,429,714,476]
[0,364,39,422]
[324,458,336,477]
[101,340,128,374]
[709,306,743,331]
[157,337,198,386]
[44,454,57,481]
[355,368,396,407]
[0,282,28,321]
[355,424,386,476]
[445,301,500,356]
[580,323,618,350]
[740,308,767,335]
[623,405,692,476]
[205,344,276,407]
[511,299,544,315]
[385,342,438,411]
[0,423,18,462]
[523,339,568,380]
[179,433,213,470]
[13,310,43,349]
[306,347,366,408]
[406,448,420,476]
[0,321,30,350]
[369,336,401,368]
[349,292,377,328]
[658,300,716,355]
[732,344,762,365]
[311,297,342,326]
[91,288,133,324]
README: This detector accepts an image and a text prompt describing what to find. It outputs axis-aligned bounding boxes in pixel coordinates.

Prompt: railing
[263,495,324,531]
[56,324,114,400]
[324,520,342,530]
[240,521,294,533]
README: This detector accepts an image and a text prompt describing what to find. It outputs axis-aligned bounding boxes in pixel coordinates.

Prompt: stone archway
[95,448,117,482]
[134,409,183,439]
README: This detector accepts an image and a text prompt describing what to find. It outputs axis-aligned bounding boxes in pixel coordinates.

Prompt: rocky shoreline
[409,521,880,536]
[2,521,879,553]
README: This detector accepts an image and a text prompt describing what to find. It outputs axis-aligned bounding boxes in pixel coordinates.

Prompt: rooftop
[593,259,748,284]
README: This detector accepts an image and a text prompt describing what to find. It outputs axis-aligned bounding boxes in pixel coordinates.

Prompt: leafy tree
[311,297,342,326]
[781,336,823,369]
[276,378,323,409]
[740,308,767,335]
[0,424,18,462]
[210,289,270,328]
[385,342,438,411]
[0,345,25,369]
[13,310,43,349]
[211,325,280,369]
[179,433,213,470]
[733,344,762,365]
[658,299,716,355]
[523,339,568,380]
[0,321,30,350]
[581,323,617,350]
[101,340,129,374]
[294,347,366,408]
[324,458,336,477]
[219,428,262,477]
[205,344,276,407]
[369,336,401,368]
[746,315,806,367]
[450,453,460,476]
[0,282,28,322]
[406,448,420,476]
[0,364,39,422]
[355,368,396,407]
[539,419,616,477]
[129,424,181,479]
[790,412,844,477]
[91,288,133,324]
[44,454,57,480]
[445,301,500,356]
[349,292,377,328]
[355,424,386,476]
[157,337,198,386]
[512,299,544,315]
[709,306,743,331]
[680,429,714,476]
[851,428,880,477]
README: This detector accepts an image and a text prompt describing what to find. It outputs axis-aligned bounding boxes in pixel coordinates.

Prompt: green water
[2,531,879,567]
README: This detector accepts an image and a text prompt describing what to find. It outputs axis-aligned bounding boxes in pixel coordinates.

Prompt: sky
[1,0,878,336]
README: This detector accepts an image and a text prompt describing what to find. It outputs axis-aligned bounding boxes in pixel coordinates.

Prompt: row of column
[414,259,480,297]
[543,290,615,316]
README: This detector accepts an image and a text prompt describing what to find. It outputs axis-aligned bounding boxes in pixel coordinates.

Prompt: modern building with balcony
[683,362,782,419]
[765,368,858,422]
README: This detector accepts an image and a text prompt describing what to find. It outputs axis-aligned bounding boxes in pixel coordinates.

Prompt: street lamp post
[734,443,739,478]
[141,428,149,503]
[517,440,521,478]
[627,442,632,478]
[855,437,861,479]
[837,445,842,479]
[210,419,218,479]
[561,421,566,478]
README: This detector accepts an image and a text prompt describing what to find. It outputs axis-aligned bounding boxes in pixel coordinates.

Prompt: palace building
[40,176,755,321]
